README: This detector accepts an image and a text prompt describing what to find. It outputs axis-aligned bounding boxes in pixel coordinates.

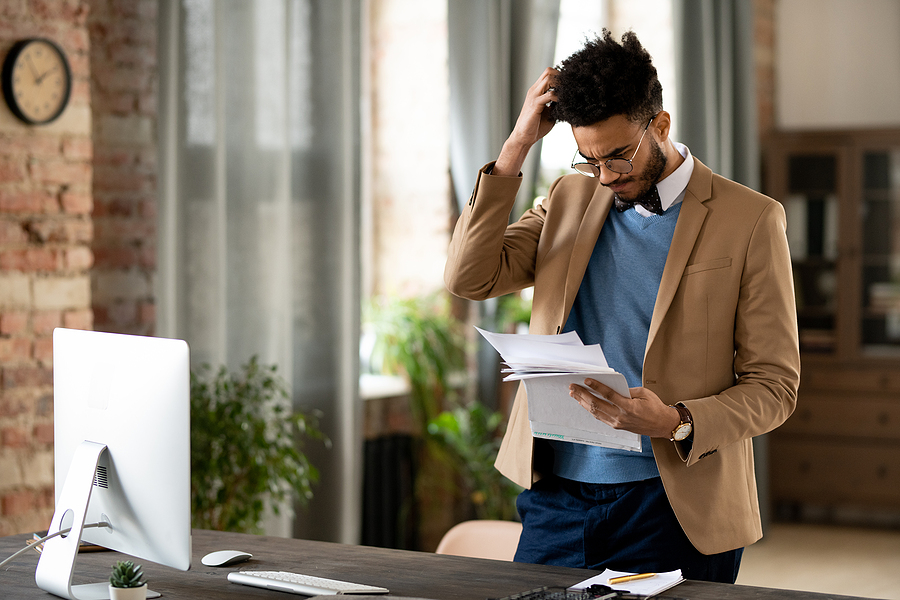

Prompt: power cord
[0,521,110,570]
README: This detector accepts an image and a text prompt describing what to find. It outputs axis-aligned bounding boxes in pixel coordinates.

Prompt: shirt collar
[635,143,693,218]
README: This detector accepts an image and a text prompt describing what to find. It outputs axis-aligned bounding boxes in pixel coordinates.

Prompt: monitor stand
[35,441,161,600]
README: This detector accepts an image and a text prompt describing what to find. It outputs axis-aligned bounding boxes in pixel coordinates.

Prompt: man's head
[551,29,662,128]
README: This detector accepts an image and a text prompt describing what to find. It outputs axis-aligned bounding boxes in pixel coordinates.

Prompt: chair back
[434,520,523,561]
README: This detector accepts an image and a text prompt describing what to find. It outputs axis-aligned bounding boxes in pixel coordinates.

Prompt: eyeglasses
[570,114,658,177]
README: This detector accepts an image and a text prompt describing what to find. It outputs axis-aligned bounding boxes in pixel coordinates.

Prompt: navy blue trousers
[514,475,743,583]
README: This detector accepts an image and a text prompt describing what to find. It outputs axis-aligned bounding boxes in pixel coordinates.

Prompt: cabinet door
[860,147,900,355]
[783,151,841,354]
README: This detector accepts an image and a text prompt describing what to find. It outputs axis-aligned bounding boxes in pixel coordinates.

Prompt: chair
[434,519,523,561]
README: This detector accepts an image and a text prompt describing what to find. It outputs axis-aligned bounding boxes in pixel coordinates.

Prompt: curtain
[448,0,561,217]
[157,0,362,544]
[673,0,759,189]
[673,0,769,527]
[447,0,560,407]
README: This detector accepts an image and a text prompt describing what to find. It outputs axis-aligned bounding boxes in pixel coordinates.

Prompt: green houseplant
[428,401,522,521]
[190,356,326,533]
[108,561,147,600]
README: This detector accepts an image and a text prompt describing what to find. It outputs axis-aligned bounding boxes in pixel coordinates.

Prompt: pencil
[608,572,657,585]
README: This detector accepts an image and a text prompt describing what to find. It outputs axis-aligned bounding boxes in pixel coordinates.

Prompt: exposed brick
[93,165,152,193]
[1,490,35,517]
[0,312,29,335]
[93,196,138,217]
[0,156,27,183]
[65,246,93,270]
[33,423,54,446]
[33,311,62,336]
[62,308,92,330]
[25,219,93,244]
[0,337,32,362]
[29,159,92,187]
[0,221,28,245]
[33,275,91,311]
[138,300,155,325]
[60,191,93,214]
[0,190,57,214]
[33,337,53,364]
[0,248,60,272]
[1,427,28,449]
[0,273,31,308]
[0,394,30,419]
[92,246,138,269]
[62,137,92,161]
[1,366,53,390]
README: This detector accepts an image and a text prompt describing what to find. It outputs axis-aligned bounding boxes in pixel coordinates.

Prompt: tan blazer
[444,157,800,555]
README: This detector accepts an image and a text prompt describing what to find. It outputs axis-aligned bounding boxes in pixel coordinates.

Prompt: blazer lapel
[562,185,614,325]
[646,158,712,352]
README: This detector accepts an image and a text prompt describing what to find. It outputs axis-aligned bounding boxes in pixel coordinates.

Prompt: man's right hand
[493,67,559,177]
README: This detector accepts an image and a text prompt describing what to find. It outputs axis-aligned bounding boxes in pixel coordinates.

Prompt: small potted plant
[108,560,147,600]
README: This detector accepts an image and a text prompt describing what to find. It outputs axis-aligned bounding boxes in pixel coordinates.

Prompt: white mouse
[201,549,253,567]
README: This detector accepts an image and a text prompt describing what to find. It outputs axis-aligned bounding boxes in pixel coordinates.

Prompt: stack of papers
[477,328,640,451]
[569,569,684,597]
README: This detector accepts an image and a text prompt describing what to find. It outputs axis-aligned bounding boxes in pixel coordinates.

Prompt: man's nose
[596,163,622,185]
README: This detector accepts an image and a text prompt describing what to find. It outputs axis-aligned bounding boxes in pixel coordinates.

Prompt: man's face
[572,114,667,202]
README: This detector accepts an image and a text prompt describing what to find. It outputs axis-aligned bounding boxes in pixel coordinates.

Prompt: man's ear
[652,111,672,142]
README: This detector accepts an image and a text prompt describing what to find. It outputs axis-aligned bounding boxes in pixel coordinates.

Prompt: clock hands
[25,53,41,80]
[35,64,59,85]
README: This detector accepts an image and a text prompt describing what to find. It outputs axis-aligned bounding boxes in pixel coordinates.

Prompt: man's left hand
[568,379,681,439]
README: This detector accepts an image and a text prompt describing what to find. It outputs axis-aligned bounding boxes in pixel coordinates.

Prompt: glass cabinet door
[861,149,900,354]
[785,154,839,354]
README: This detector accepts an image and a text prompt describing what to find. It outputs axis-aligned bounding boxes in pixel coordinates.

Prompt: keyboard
[227,570,389,596]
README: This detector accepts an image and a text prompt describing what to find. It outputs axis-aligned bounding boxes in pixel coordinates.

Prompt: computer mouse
[201,549,253,567]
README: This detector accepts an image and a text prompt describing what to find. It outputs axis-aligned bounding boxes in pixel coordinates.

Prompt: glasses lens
[572,163,600,177]
[605,159,633,174]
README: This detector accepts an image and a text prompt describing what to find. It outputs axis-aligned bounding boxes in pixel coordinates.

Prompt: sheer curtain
[674,0,759,189]
[447,0,560,406]
[158,0,362,543]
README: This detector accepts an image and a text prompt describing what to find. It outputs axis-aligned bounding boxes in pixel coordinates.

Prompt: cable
[0,521,110,570]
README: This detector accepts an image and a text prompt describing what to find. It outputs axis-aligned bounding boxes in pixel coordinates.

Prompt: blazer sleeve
[679,199,800,465]
[445,163,547,301]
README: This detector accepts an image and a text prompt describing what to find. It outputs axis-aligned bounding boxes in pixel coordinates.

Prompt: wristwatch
[670,404,693,442]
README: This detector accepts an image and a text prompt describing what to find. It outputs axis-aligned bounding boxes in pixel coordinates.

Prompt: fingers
[568,379,619,422]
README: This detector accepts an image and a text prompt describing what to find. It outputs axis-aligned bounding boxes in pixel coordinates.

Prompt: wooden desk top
[0,529,875,600]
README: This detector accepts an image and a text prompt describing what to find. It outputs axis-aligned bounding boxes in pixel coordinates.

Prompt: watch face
[673,423,692,441]
[2,38,72,125]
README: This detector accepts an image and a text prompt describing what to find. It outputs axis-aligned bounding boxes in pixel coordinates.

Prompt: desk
[0,529,874,600]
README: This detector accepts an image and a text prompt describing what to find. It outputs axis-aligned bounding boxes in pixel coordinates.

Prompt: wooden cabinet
[764,130,900,522]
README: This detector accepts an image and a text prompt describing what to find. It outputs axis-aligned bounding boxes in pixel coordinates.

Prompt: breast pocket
[683,257,732,276]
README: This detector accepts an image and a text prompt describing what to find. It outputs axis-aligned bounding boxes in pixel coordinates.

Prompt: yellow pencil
[608,572,657,585]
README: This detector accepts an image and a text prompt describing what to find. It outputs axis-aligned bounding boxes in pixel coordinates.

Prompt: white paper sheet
[476,328,641,451]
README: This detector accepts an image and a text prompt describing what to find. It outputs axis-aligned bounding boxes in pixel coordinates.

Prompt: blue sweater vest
[548,204,681,483]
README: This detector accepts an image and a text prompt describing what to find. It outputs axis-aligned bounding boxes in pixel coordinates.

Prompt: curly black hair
[550,29,663,127]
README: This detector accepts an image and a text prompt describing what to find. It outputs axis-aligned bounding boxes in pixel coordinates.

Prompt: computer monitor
[36,328,192,600]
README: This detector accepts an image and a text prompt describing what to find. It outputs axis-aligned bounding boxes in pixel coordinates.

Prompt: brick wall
[0,0,159,536]
[0,0,93,536]
[89,0,158,336]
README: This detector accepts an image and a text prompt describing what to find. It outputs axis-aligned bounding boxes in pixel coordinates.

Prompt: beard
[609,138,668,202]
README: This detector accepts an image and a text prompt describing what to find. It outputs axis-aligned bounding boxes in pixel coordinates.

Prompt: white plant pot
[108,583,148,600]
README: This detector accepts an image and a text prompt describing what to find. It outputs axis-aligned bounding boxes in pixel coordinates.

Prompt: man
[444,31,799,583]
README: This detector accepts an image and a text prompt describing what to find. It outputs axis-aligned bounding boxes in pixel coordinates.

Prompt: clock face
[2,38,72,125]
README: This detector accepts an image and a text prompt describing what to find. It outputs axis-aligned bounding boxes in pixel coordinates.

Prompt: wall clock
[2,38,72,125]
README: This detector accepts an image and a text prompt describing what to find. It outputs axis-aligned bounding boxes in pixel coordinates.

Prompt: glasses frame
[570,113,659,177]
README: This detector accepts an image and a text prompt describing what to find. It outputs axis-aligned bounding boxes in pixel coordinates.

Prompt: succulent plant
[109,561,146,589]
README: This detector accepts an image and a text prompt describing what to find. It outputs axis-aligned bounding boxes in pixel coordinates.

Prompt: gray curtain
[448,0,560,406]
[157,0,362,544]
[448,0,561,217]
[673,0,769,528]
[673,0,759,189]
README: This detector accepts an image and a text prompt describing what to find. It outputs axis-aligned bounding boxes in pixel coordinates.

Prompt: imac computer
[36,328,192,600]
